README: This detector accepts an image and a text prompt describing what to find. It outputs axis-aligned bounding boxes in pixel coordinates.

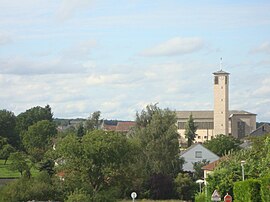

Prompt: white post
[241,160,245,181]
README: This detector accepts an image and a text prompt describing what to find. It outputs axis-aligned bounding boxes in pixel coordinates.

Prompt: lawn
[0,159,39,178]
[120,200,184,202]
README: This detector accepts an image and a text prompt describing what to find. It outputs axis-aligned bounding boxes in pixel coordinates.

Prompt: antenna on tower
[220,57,223,71]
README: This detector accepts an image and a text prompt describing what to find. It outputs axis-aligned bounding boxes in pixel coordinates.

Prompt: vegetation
[184,114,197,147]
[203,134,241,156]
[1,104,268,201]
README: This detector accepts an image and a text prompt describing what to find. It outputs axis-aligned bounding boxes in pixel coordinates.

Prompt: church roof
[176,110,256,119]
[213,69,230,75]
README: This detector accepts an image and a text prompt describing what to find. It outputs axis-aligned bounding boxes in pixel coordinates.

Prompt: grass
[120,200,184,202]
[0,159,39,178]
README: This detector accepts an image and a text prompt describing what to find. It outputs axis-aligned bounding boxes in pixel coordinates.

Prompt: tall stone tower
[213,69,229,136]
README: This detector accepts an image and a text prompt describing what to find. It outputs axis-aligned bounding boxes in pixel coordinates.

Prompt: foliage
[233,179,261,202]
[184,114,197,147]
[0,109,18,147]
[134,104,181,176]
[146,173,174,200]
[206,134,270,199]
[0,172,59,202]
[203,134,241,156]
[85,111,102,131]
[54,130,137,201]
[65,189,92,202]
[9,152,30,177]
[193,159,209,180]
[260,176,270,202]
[195,192,207,202]
[133,105,182,199]
[22,120,57,162]
[174,173,197,200]
[0,137,15,164]
[16,105,53,134]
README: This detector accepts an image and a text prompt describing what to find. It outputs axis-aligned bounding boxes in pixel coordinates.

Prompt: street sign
[224,193,232,202]
[211,189,221,201]
[131,192,137,201]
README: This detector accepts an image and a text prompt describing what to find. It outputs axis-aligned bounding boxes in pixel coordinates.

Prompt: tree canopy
[203,134,241,156]
[184,114,197,147]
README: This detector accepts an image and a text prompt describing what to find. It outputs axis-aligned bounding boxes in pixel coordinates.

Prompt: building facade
[177,69,256,145]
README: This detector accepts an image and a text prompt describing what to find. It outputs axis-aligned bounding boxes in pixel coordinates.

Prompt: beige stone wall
[214,74,229,136]
[230,114,257,138]
[178,128,214,144]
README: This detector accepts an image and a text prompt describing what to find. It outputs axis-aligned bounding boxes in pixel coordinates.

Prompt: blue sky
[0,0,270,121]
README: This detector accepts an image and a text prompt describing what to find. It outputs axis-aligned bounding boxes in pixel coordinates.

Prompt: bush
[260,177,270,202]
[234,179,261,202]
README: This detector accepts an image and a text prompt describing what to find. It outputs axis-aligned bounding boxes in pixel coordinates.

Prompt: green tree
[85,111,101,131]
[184,114,197,147]
[203,134,241,156]
[174,173,197,200]
[54,130,136,201]
[16,105,53,134]
[134,104,181,176]
[193,159,210,180]
[0,109,18,147]
[133,104,182,199]
[23,120,57,162]
[9,152,30,177]
[0,137,15,164]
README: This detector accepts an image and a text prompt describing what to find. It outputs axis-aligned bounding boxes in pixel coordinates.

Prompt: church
[176,69,256,145]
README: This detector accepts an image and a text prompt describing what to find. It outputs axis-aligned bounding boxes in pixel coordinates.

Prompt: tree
[22,120,57,162]
[9,152,30,177]
[85,111,101,131]
[16,105,53,134]
[0,109,18,147]
[174,173,197,200]
[0,137,15,164]
[184,114,197,147]
[193,159,210,180]
[133,104,182,199]
[54,130,137,201]
[134,104,181,176]
[203,134,241,156]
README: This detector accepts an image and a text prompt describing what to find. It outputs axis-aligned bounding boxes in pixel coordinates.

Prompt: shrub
[234,179,261,202]
[260,177,270,202]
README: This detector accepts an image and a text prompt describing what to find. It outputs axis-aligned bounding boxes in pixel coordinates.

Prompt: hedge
[260,177,270,202]
[234,179,261,202]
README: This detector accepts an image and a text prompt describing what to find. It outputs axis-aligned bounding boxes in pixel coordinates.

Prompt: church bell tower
[213,62,229,136]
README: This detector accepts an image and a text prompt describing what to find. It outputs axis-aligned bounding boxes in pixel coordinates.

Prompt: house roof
[176,110,256,120]
[180,143,219,158]
[249,123,270,136]
[201,159,221,171]
[102,121,136,132]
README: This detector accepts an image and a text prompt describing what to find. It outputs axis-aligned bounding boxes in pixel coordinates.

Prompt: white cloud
[250,42,270,54]
[0,32,12,45]
[55,0,95,21]
[140,37,204,57]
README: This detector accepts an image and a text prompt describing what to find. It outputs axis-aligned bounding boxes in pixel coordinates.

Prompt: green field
[120,200,183,202]
[0,159,39,178]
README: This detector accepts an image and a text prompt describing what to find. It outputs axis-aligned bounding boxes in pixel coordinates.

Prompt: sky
[0,0,270,121]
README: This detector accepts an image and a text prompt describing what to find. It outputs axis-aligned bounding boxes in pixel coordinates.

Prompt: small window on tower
[214,76,219,84]
[225,76,228,84]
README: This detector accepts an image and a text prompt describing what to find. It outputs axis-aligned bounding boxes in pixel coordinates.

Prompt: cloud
[55,0,95,21]
[140,37,204,57]
[0,32,12,45]
[250,42,270,54]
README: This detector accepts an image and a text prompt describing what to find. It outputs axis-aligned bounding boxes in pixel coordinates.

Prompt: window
[198,136,201,139]
[214,76,219,84]
[225,76,228,84]
[195,151,202,158]
[204,136,207,139]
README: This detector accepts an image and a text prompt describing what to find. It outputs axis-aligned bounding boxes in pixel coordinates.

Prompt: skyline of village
[1,1,270,122]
